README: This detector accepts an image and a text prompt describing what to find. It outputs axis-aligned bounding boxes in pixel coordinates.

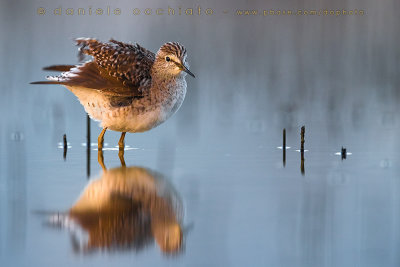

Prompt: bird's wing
[76,38,155,94]
[31,38,155,97]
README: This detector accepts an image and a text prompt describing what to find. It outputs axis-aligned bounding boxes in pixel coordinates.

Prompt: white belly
[101,106,166,132]
[66,85,185,133]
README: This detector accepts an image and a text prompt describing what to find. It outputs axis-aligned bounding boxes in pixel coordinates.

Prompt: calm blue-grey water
[1,0,399,266]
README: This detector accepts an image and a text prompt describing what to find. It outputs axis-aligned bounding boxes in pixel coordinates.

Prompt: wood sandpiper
[31,38,195,150]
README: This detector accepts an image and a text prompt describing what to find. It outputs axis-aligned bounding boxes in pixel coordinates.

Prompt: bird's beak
[181,64,195,78]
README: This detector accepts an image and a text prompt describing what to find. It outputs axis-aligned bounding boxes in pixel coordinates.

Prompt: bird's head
[153,42,195,78]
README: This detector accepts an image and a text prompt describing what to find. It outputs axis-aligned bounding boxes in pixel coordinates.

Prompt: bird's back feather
[76,38,155,93]
[31,38,155,98]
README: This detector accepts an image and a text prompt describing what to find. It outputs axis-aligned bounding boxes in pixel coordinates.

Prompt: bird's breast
[158,78,187,117]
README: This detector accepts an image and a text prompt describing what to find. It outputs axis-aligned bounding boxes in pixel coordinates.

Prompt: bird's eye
[165,56,171,62]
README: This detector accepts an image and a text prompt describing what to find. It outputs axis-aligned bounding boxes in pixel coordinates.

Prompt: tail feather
[31,65,75,85]
[43,65,75,72]
[30,81,65,85]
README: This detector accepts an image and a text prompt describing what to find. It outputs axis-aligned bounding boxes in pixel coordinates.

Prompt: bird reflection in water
[49,150,184,254]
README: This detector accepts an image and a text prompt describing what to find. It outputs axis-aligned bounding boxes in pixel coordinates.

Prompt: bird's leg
[118,132,126,167]
[98,127,107,150]
[118,148,126,167]
[118,132,126,149]
[97,149,106,171]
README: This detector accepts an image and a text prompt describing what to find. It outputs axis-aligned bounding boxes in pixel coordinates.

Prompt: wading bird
[31,38,195,149]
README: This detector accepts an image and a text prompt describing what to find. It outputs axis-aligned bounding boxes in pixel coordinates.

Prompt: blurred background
[0,0,399,266]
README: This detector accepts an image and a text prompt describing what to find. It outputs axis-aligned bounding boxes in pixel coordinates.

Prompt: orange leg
[118,132,126,149]
[97,149,106,171]
[98,127,107,150]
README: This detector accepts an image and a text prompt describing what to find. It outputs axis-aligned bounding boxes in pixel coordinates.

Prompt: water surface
[1,0,399,266]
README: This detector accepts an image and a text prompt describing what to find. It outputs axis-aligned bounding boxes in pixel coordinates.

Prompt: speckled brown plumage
[76,38,155,94]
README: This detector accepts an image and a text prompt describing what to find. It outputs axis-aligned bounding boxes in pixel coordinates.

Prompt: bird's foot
[118,148,126,167]
[98,150,106,171]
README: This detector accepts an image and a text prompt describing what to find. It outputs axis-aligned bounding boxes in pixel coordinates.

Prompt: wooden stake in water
[63,134,67,160]
[86,115,91,178]
[283,128,286,167]
[300,126,305,152]
[341,147,346,160]
[300,126,305,175]
[87,114,91,146]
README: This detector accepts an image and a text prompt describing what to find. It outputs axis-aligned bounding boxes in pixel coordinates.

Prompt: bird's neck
[151,71,185,90]
[149,71,187,109]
